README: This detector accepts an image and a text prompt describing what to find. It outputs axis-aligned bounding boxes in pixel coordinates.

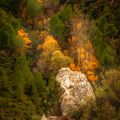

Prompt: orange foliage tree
[18,29,31,48]
[69,63,80,71]
[68,20,99,81]
[69,40,99,81]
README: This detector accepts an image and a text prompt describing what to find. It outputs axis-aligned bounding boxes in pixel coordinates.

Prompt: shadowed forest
[0,0,120,120]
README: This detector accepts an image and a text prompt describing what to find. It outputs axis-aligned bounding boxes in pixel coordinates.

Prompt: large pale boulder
[56,68,95,116]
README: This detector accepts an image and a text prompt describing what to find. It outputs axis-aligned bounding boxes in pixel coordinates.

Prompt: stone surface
[56,68,95,116]
[41,114,47,120]
[41,115,74,120]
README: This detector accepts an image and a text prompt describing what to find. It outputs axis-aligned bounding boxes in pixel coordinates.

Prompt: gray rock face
[56,68,95,116]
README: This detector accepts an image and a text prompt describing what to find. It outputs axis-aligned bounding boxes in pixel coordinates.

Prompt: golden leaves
[69,35,99,81]
[41,35,60,54]
[87,71,98,81]
[18,29,31,48]
[76,22,82,31]
[70,63,80,71]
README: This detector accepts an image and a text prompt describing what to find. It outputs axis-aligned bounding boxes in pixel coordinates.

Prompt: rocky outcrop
[41,115,74,120]
[56,68,95,116]
[41,114,47,120]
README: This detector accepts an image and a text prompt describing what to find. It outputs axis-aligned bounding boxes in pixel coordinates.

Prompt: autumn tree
[35,35,60,82]
[18,29,31,48]
[50,50,72,73]
[68,19,99,81]
[36,35,72,79]
[41,35,60,55]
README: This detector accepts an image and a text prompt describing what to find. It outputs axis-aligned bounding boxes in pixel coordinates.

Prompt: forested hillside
[0,0,120,120]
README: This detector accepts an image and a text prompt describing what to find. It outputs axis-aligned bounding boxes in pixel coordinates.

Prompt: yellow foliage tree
[50,50,72,73]
[36,35,72,74]
[41,35,60,55]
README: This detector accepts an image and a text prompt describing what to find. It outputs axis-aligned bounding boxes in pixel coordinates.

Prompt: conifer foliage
[0,0,120,119]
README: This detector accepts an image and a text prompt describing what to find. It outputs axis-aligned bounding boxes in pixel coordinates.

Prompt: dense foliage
[79,0,120,66]
[0,0,120,120]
